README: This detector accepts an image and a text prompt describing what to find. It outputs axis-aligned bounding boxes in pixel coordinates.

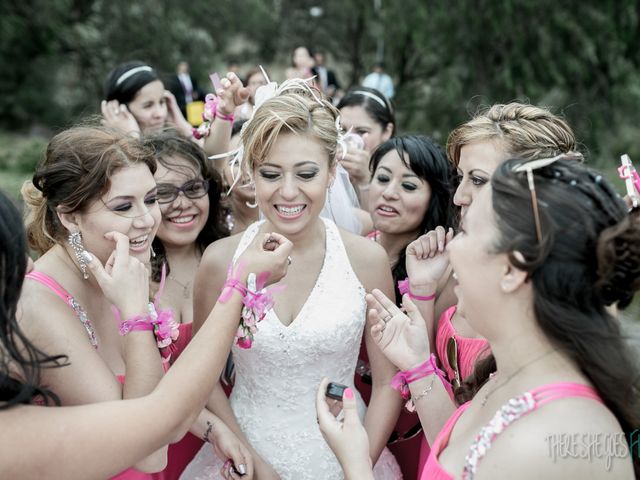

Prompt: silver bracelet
[405,374,436,412]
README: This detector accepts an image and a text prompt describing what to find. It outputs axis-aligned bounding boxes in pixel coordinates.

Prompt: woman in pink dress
[0,187,291,479]
[318,155,640,479]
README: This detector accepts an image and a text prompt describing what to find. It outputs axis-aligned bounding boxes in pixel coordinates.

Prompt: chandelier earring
[68,230,89,279]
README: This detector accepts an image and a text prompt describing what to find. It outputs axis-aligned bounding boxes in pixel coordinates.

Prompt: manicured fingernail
[344,388,354,400]
[237,464,247,475]
[80,251,93,263]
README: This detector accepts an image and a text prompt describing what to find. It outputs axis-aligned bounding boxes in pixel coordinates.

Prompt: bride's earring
[68,230,89,279]
[246,193,258,209]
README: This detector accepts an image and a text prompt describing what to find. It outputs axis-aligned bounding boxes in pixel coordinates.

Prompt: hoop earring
[245,193,258,209]
[68,230,89,279]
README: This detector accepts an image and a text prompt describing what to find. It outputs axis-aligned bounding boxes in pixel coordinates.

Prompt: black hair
[465,157,640,475]
[104,61,162,105]
[337,86,396,136]
[370,135,454,303]
[0,191,67,408]
[142,130,229,282]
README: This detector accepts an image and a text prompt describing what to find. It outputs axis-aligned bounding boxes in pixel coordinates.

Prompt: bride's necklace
[168,274,192,299]
[481,348,556,406]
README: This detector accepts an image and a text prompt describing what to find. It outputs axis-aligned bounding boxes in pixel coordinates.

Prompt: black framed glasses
[156,179,209,204]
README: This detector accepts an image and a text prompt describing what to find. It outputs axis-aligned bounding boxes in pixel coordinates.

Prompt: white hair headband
[115,66,153,86]
[351,90,387,109]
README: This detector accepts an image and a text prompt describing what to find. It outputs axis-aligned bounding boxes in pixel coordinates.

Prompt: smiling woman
[181,81,403,479]
[20,125,169,478]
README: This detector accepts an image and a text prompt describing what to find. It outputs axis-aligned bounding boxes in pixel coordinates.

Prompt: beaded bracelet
[397,278,436,301]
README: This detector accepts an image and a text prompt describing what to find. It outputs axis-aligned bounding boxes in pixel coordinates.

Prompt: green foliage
[1,0,640,174]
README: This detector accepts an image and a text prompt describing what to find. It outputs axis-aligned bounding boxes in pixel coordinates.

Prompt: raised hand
[405,226,454,289]
[235,232,293,287]
[367,289,431,371]
[216,72,250,116]
[339,147,371,188]
[315,378,373,480]
[83,231,149,317]
[101,100,140,136]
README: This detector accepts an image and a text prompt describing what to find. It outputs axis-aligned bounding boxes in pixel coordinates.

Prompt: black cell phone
[325,381,348,401]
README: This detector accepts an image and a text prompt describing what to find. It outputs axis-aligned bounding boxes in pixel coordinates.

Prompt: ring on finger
[382,314,392,323]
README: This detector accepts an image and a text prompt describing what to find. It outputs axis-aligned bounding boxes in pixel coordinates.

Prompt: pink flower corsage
[219,262,283,349]
[150,304,180,349]
[192,94,235,140]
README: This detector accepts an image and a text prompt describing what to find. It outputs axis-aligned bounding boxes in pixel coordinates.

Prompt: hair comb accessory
[513,152,582,243]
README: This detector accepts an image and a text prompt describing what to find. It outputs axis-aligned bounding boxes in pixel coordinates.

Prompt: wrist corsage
[192,94,235,140]
[219,262,283,349]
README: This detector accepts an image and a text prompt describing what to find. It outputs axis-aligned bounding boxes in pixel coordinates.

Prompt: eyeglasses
[156,179,209,204]
[446,336,461,390]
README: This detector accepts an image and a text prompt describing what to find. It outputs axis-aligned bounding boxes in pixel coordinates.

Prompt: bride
[181,81,403,479]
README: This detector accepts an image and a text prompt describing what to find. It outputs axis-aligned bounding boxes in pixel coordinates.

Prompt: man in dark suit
[167,61,204,117]
[312,50,341,100]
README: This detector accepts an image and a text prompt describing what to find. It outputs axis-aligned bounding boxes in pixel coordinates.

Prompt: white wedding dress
[181,219,402,480]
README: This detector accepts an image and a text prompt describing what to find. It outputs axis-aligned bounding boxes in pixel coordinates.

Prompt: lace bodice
[181,219,401,479]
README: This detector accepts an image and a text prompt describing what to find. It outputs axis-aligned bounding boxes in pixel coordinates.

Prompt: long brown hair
[22,126,156,255]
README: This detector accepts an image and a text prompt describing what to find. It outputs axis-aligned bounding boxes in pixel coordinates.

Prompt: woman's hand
[101,100,140,136]
[210,421,253,479]
[84,231,149,317]
[405,226,454,289]
[252,459,281,480]
[236,232,293,287]
[216,72,250,117]
[340,147,371,188]
[366,288,431,371]
[164,90,194,137]
[315,378,374,480]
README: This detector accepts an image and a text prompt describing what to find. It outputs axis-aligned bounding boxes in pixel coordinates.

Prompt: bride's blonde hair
[241,86,340,172]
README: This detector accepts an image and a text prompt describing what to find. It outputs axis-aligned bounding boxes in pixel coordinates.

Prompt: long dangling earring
[68,230,89,279]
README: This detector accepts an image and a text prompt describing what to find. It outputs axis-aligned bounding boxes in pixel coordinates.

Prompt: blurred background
[1,0,639,323]
[2,0,640,197]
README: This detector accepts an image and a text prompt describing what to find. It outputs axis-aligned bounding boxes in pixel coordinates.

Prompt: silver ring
[287,255,292,265]
[382,315,392,323]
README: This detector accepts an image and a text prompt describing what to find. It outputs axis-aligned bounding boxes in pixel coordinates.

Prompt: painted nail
[80,251,93,263]
[236,464,247,475]
[344,388,354,400]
